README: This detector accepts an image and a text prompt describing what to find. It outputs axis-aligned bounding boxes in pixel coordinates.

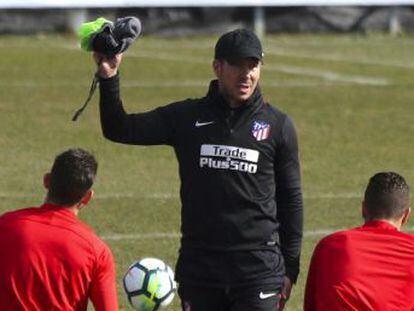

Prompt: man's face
[213,57,261,107]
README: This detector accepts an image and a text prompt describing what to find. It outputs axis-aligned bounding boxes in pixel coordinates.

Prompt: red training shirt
[304,220,414,311]
[0,203,118,311]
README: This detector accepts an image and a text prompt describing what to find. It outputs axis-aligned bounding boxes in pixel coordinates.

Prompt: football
[123,257,176,311]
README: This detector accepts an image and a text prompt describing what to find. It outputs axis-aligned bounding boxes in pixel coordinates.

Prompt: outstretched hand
[93,52,123,79]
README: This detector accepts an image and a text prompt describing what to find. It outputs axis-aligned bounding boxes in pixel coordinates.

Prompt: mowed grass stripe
[126,52,391,85]
[0,52,393,87]
[101,227,414,240]
[0,80,398,88]
[0,192,362,200]
[49,36,414,70]
[264,48,414,69]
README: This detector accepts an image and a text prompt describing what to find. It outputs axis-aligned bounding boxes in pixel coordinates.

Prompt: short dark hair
[364,172,410,220]
[47,148,98,206]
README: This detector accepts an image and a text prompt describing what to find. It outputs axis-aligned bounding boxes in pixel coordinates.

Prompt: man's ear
[213,59,221,77]
[401,207,411,226]
[80,189,94,206]
[43,173,51,190]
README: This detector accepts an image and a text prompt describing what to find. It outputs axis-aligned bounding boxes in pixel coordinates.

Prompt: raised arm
[94,53,173,146]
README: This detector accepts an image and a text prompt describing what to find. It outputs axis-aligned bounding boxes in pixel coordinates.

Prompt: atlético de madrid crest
[251,121,271,141]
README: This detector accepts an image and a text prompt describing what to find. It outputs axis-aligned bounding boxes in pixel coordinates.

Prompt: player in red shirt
[0,148,118,311]
[305,171,414,311]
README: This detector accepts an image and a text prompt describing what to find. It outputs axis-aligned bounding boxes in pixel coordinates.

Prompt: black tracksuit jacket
[99,75,303,287]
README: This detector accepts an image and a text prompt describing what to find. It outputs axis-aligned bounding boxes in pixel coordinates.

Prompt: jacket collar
[206,79,263,113]
[363,220,399,231]
[41,202,66,210]
[40,203,77,217]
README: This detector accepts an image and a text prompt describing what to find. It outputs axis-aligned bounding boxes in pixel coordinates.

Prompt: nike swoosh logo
[195,120,215,127]
[259,292,277,299]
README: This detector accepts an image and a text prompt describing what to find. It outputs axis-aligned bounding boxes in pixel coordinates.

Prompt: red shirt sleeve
[89,245,119,311]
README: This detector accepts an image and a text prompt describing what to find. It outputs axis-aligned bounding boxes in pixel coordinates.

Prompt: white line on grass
[125,37,414,50]
[92,192,362,200]
[161,43,414,70]
[95,192,179,199]
[265,37,414,47]
[126,41,414,70]
[127,51,206,63]
[101,227,414,241]
[0,48,391,87]
[126,52,392,86]
[0,192,361,200]
[265,48,414,70]
[266,65,390,86]
[102,232,180,241]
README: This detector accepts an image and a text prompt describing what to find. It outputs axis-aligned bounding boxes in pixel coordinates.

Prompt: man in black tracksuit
[96,29,303,311]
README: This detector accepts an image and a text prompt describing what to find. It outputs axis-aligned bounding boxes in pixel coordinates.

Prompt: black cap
[214,29,263,63]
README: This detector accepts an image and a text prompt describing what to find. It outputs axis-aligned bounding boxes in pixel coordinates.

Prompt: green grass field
[0,32,413,310]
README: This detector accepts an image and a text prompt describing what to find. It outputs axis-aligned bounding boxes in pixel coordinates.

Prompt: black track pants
[178,283,281,311]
